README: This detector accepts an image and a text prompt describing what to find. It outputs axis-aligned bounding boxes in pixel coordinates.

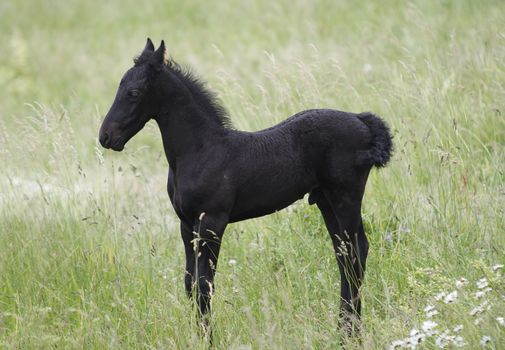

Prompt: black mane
[135,52,233,129]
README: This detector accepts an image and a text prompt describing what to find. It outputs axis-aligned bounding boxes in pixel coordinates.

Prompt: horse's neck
[155,100,225,169]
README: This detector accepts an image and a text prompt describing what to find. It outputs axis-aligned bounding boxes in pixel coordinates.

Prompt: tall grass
[1,0,504,348]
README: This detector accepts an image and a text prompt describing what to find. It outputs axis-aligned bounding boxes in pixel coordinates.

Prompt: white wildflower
[470,300,491,316]
[435,292,446,301]
[476,278,489,289]
[424,305,439,318]
[427,310,439,318]
[422,320,438,336]
[480,335,491,347]
[483,300,491,310]
[228,259,237,266]
[444,290,458,304]
[474,317,483,325]
[496,317,505,326]
[424,305,435,313]
[389,339,405,349]
[409,328,420,337]
[422,320,437,331]
[492,264,503,271]
[390,327,429,349]
[408,328,426,346]
[415,333,426,345]
[475,291,485,299]
[435,338,448,348]
[475,287,492,299]
[455,277,468,289]
[435,330,451,348]
[453,335,465,347]
[453,324,463,332]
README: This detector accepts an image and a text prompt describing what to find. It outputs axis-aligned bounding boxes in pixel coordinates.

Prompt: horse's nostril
[100,132,110,147]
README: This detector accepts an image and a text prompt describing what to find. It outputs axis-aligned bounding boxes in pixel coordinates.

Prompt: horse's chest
[168,172,231,221]
[168,181,191,221]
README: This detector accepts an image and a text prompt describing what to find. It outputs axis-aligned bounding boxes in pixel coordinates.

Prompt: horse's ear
[152,40,166,66]
[143,38,155,53]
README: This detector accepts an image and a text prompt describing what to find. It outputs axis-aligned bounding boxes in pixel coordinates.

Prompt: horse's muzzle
[99,131,111,149]
[100,134,124,151]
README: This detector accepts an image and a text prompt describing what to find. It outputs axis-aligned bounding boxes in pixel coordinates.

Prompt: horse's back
[251,109,371,147]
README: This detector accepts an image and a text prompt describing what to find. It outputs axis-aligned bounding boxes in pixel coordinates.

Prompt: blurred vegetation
[0,0,504,348]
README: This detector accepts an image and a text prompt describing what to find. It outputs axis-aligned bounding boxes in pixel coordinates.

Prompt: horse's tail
[355,112,393,168]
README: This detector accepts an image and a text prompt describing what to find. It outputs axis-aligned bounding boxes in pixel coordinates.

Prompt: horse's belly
[229,183,310,222]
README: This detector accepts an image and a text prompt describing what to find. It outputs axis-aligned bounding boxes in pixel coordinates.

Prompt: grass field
[1,0,504,348]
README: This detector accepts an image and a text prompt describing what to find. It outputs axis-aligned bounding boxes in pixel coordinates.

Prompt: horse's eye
[128,89,141,98]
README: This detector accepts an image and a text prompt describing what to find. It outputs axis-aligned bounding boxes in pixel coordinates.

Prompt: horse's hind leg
[316,181,369,335]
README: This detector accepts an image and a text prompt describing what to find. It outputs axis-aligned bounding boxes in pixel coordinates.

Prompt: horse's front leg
[180,220,196,298]
[191,213,227,316]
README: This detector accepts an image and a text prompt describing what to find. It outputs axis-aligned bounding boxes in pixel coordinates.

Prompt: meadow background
[1,0,504,348]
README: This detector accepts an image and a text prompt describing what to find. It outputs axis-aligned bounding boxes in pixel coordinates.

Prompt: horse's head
[99,38,165,151]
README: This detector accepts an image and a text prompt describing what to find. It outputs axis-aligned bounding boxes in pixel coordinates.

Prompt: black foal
[99,38,393,335]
